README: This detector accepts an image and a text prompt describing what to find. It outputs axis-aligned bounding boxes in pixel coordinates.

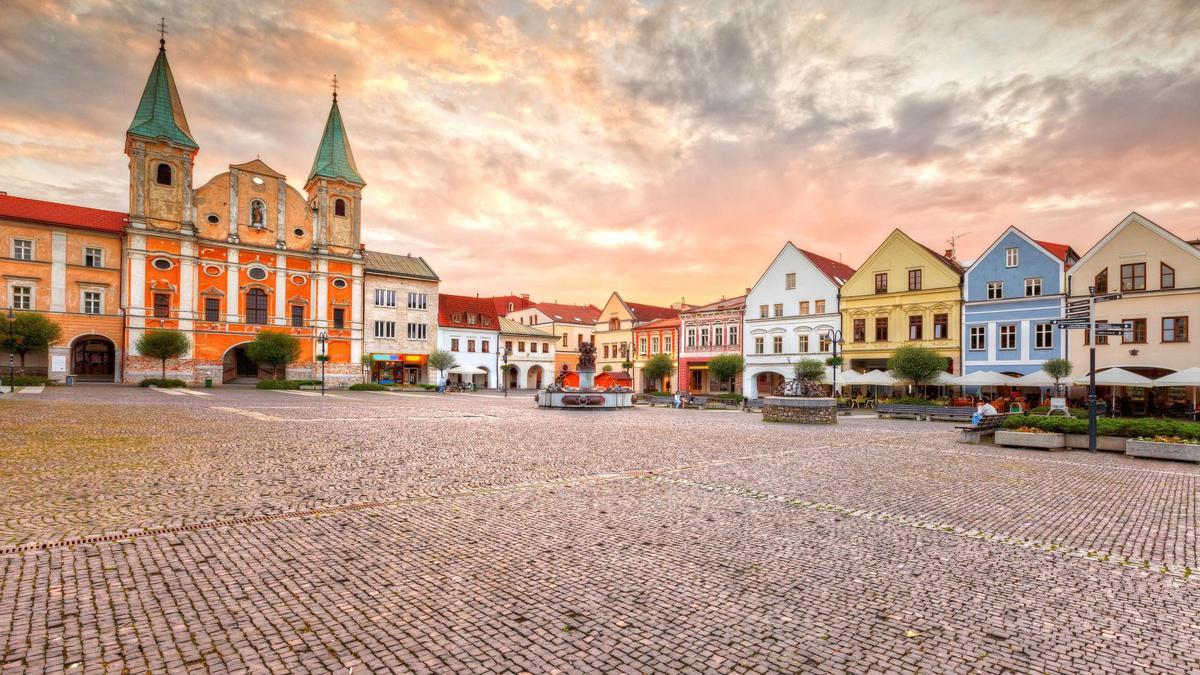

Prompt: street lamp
[316,331,329,396]
[501,346,511,398]
[828,329,845,397]
[4,306,15,394]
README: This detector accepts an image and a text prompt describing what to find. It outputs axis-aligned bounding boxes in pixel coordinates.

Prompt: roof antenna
[946,231,969,260]
[158,17,168,50]
[331,74,338,103]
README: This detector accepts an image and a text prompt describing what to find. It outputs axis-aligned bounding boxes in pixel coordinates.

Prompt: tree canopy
[642,353,675,390]
[1042,358,1073,393]
[135,329,191,380]
[887,345,948,389]
[794,358,826,382]
[2,313,63,366]
[245,331,301,379]
[427,349,458,380]
[708,353,744,390]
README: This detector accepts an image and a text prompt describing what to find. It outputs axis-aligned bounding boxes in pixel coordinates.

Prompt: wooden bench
[876,404,973,422]
[743,398,764,412]
[683,396,711,409]
[955,412,1012,444]
[703,398,742,410]
[646,395,675,407]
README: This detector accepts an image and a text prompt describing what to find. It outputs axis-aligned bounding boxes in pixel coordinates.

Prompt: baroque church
[122,35,366,384]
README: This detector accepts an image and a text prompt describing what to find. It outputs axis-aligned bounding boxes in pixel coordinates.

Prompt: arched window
[156,163,173,186]
[245,288,268,324]
[334,199,347,217]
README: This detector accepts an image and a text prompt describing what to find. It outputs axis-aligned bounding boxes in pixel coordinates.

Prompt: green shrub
[291,379,323,386]
[711,392,745,402]
[1028,405,1089,417]
[138,378,187,388]
[1,375,55,387]
[889,396,945,406]
[349,382,387,391]
[1003,415,1200,440]
[419,383,437,391]
[256,379,300,390]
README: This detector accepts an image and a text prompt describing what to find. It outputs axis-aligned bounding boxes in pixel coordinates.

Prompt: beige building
[498,316,556,389]
[1066,212,1200,387]
[506,302,599,377]
[362,250,439,385]
[593,292,683,382]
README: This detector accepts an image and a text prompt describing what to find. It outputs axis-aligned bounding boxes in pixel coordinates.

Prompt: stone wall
[763,396,837,424]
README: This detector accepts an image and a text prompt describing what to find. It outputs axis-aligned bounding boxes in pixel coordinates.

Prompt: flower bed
[1003,414,1200,441]
[1126,437,1200,463]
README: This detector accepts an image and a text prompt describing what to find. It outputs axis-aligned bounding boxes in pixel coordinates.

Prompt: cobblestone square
[2,386,1199,673]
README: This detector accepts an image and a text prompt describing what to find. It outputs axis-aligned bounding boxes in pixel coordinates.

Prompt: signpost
[1052,290,1120,452]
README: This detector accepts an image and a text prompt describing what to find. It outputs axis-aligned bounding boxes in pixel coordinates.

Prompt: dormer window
[334,199,347,217]
[250,200,266,228]
[452,313,463,324]
[467,313,478,325]
[156,163,173,186]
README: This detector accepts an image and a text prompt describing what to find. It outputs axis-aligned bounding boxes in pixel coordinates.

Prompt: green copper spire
[308,92,365,186]
[127,38,198,150]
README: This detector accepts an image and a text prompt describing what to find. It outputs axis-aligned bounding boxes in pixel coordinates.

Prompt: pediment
[229,159,286,179]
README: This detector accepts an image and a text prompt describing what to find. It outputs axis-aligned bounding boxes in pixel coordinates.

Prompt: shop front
[371,353,429,385]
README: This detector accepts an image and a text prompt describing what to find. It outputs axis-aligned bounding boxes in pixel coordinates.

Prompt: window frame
[407,292,427,310]
[290,304,304,328]
[1162,316,1188,343]
[332,308,345,330]
[12,238,33,261]
[1120,263,1146,292]
[968,325,986,351]
[83,247,104,268]
[754,336,764,354]
[772,335,783,354]
[907,268,922,291]
[874,317,888,342]
[874,273,888,294]
[908,315,923,341]
[1034,323,1053,349]
[407,323,427,340]
[784,273,796,290]
[82,290,103,315]
[204,297,221,322]
[1094,268,1108,294]
[852,318,866,342]
[244,288,268,324]
[998,324,1017,351]
[1161,263,1175,290]
[1024,277,1042,297]
[155,163,173,186]
[10,286,32,310]
[798,301,809,315]
[1005,247,1018,268]
[933,313,948,339]
[986,281,1003,300]
[153,292,171,319]
[1122,318,1147,344]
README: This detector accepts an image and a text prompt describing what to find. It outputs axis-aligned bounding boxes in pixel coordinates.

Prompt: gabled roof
[437,294,500,329]
[531,302,601,325]
[230,159,286,179]
[634,316,680,331]
[364,250,439,280]
[1034,240,1078,264]
[308,99,365,186]
[799,249,856,287]
[912,238,965,274]
[491,294,535,316]
[498,316,555,337]
[968,226,1069,279]
[1071,211,1200,272]
[0,194,127,233]
[681,295,746,315]
[127,45,197,150]
[625,301,680,323]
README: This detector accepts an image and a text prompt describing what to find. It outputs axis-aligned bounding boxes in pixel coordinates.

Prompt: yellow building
[1066,212,1200,382]
[840,229,964,374]
[593,292,681,382]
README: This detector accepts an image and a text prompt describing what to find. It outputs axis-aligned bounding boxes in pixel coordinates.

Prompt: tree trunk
[162,358,167,381]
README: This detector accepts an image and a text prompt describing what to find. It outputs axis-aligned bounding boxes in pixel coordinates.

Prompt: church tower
[305,86,365,257]
[125,30,197,233]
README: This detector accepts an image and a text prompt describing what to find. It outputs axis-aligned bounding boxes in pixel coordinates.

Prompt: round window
[246,266,268,281]
[203,265,222,277]
[293,228,305,237]
[331,278,347,289]
[252,176,265,186]
[290,275,307,286]
[151,258,173,271]
[206,214,221,224]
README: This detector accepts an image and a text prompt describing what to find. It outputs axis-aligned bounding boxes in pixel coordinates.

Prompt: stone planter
[1064,434,1127,452]
[763,397,836,424]
[1125,439,1200,463]
[995,430,1066,450]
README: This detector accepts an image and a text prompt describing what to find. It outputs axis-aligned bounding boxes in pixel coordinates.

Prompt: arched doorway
[754,371,787,397]
[72,335,115,382]
[222,344,269,383]
[526,365,544,389]
[504,365,521,390]
[475,366,490,389]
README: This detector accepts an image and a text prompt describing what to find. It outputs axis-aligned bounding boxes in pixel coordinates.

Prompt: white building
[498,316,556,389]
[362,251,439,385]
[436,293,500,388]
[742,243,856,398]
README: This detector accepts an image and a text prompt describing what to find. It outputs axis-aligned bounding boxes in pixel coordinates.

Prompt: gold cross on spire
[331,74,339,102]
[158,17,168,49]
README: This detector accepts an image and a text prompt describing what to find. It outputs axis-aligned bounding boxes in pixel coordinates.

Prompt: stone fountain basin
[537,390,634,409]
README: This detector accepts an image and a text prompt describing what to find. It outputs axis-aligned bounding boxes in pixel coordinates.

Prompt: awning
[688,364,708,371]
[1074,368,1154,387]
[1153,367,1200,387]
[372,353,428,364]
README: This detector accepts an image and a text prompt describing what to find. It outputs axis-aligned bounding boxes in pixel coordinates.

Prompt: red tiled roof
[438,294,501,329]
[635,317,680,331]
[913,241,965,274]
[490,294,535,316]
[0,194,126,233]
[625,301,680,323]
[532,302,601,324]
[1035,240,1076,263]
[799,249,857,286]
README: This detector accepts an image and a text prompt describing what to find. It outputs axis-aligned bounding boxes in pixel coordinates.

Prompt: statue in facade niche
[578,341,596,371]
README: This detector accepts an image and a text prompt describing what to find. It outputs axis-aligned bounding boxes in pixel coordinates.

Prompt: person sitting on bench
[971,398,998,425]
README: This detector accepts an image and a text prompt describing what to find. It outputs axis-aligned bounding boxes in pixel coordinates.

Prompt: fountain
[536,342,634,409]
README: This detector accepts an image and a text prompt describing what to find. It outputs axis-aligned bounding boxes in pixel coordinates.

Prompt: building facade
[632,317,679,392]
[121,39,364,385]
[1,195,127,382]
[593,292,681,381]
[498,316,555,389]
[437,294,499,388]
[1066,212,1200,380]
[506,302,599,377]
[839,230,963,377]
[743,244,854,398]
[363,251,439,385]
[678,296,746,394]
[962,227,1077,376]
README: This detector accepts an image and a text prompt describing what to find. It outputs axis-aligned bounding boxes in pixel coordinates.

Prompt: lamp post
[501,346,511,398]
[4,307,15,394]
[828,329,845,397]
[317,331,328,396]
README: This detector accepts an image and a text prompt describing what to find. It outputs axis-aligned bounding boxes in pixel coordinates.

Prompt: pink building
[678,295,746,393]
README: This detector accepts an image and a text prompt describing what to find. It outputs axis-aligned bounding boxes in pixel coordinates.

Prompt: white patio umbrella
[1075,368,1155,414]
[857,370,899,386]
[837,369,863,384]
[928,371,958,386]
[449,365,486,375]
[1153,367,1200,408]
[954,370,1018,387]
[1014,371,1057,386]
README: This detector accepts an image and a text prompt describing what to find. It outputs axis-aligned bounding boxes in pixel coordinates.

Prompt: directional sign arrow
[1093,293,1122,303]
[1066,299,1092,308]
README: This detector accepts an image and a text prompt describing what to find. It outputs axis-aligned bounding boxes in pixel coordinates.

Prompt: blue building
[963,227,1079,376]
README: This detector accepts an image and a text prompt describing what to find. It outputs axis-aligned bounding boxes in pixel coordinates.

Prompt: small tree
[427,349,457,387]
[245,331,301,380]
[887,344,948,393]
[621,358,634,371]
[602,364,613,372]
[135,329,190,380]
[1042,358,1073,395]
[642,353,675,391]
[708,353,744,392]
[4,313,63,367]
[794,358,826,383]
[360,353,373,381]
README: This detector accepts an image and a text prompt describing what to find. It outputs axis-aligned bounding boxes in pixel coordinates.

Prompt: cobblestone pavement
[2,386,1199,673]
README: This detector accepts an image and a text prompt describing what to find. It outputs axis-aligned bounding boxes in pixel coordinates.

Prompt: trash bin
[472,382,477,392]
[204,377,213,388]
[65,375,75,386]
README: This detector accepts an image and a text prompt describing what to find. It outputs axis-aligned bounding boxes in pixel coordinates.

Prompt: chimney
[520,293,529,300]
[745,287,751,294]
[944,248,956,260]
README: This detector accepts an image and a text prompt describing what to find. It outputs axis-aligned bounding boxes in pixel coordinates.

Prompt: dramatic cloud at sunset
[2,0,1199,305]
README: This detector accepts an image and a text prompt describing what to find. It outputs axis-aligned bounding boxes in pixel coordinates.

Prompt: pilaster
[50,231,67,312]
[225,248,240,322]
[273,253,287,326]
[227,168,240,243]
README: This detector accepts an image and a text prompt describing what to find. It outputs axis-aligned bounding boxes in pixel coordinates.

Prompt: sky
[2,0,1199,306]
